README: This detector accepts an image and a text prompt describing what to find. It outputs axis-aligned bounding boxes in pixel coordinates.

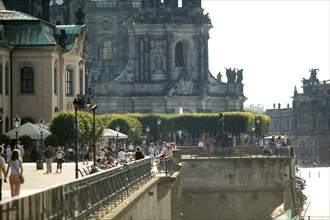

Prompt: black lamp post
[73,98,79,179]
[251,125,256,156]
[146,125,150,144]
[131,125,136,143]
[157,118,161,141]
[13,115,21,144]
[115,124,120,146]
[39,119,45,149]
[177,130,182,146]
[255,117,261,146]
[91,105,97,166]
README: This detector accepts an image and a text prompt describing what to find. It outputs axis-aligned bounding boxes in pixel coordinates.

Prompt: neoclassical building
[266,69,330,165]
[0,1,87,134]
[48,0,247,114]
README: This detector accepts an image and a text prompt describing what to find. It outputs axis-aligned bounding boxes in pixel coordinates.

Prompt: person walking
[16,141,24,162]
[148,142,156,157]
[54,147,65,173]
[43,146,54,173]
[0,146,7,200]
[83,144,89,165]
[4,149,23,197]
[5,145,12,162]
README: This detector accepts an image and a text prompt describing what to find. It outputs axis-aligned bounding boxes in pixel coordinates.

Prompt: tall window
[20,66,34,93]
[65,69,73,95]
[102,40,113,60]
[79,69,83,95]
[5,64,9,95]
[54,68,57,95]
[175,42,186,67]
[0,64,2,95]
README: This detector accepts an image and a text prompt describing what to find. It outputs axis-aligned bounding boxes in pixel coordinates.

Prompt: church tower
[49,0,246,114]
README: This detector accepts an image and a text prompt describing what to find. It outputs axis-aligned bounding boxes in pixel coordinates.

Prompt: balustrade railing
[0,158,153,220]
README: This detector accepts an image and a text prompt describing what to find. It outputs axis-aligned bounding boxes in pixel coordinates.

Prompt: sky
[201,0,330,110]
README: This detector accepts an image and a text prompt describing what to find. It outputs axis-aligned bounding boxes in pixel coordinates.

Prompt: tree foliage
[48,111,270,147]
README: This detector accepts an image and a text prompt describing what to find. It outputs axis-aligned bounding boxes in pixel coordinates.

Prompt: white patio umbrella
[5,122,51,140]
[102,128,128,139]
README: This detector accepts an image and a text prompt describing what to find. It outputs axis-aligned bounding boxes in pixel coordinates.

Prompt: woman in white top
[55,147,65,173]
[4,149,23,197]
[148,144,156,157]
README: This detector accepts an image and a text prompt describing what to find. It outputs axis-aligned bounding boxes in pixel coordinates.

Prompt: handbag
[19,174,25,184]
[11,161,24,184]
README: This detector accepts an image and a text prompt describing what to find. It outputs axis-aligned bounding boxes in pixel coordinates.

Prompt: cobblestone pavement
[2,161,89,201]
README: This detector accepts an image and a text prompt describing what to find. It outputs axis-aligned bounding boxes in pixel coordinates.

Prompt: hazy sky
[202,0,330,110]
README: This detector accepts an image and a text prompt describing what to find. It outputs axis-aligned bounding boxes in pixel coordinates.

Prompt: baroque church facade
[266,69,330,165]
[49,0,246,114]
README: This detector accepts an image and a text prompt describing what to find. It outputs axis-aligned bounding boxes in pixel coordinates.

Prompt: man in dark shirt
[134,146,145,160]
[43,146,54,173]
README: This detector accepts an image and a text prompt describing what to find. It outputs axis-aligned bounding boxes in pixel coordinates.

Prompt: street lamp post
[13,115,21,145]
[91,105,97,166]
[39,119,45,149]
[146,125,150,144]
[131,125,136,143]
[251,125,256,156]
[157,118,161,141]
[177,130,182,146]
[255,117,261,146]
[115,124,120,146]
[73,98,79,179]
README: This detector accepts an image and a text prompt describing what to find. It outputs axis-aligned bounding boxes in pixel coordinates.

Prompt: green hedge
[48,111,270,147]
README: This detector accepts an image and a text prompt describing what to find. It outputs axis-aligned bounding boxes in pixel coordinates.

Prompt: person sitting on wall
[133,146,145,161]
[263,146,273,156]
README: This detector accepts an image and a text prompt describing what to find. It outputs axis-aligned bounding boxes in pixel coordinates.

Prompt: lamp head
[91,104,97,111]
[39,118,45,128]
[13,115,21,128]
[157,118,161,125]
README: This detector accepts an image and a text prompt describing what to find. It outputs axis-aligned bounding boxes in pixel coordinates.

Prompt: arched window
[175,42,186,67]
[65,69,73,96]
[20,66,35,93]
[54,67,57,95]
[102,40,113,60]
[79,69,83,95]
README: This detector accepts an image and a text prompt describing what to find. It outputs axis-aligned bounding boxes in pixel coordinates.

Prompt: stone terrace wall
[180,157,295,220]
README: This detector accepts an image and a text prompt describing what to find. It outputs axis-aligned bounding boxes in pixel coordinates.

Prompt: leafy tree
[18,135,34,151]
[49,111,75,146]
[44,134,60,148]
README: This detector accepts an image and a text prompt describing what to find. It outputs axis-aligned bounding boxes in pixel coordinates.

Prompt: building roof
[0,9,86,49]
[0,9,39,21]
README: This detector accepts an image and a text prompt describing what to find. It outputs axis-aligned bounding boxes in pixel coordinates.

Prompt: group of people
[0,140,176,200]
[0,142,24,200]
[43,146,66,173]
[82,141,174,172]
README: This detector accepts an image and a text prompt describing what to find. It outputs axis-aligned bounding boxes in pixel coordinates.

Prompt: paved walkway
[1,161,90,201]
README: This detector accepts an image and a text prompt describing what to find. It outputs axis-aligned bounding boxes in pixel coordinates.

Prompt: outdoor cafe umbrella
[5,122,51,140]
[264,135,289,140]
[102,128,128,139]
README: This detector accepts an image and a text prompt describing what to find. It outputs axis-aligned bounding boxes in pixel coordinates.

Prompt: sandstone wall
[102,172,181,220]
[180,157,295,220]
